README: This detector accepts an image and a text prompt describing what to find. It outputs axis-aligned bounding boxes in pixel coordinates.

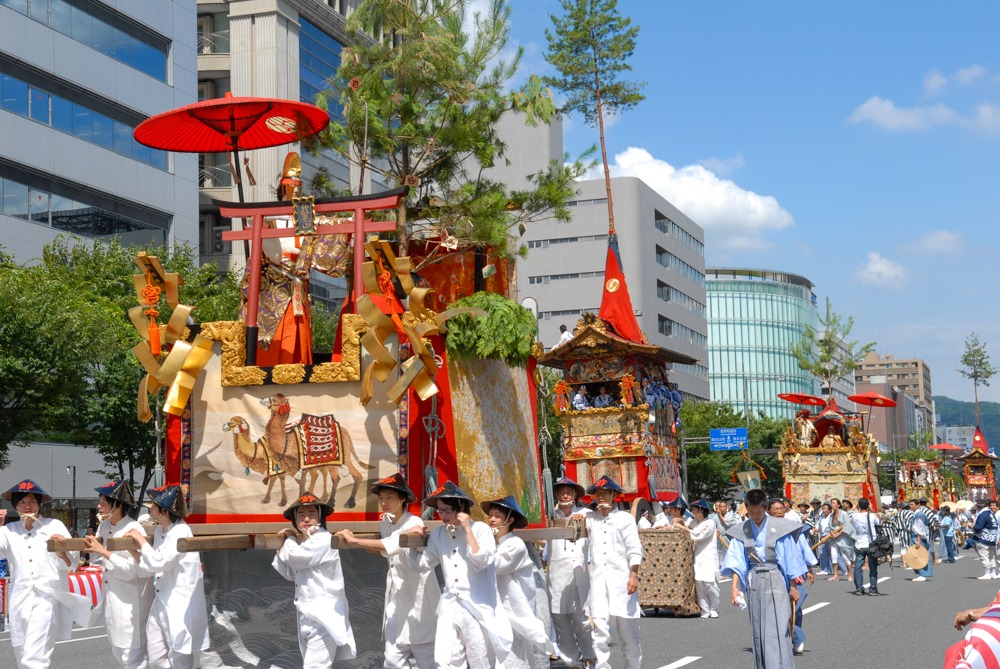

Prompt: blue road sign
[710,427,748,451]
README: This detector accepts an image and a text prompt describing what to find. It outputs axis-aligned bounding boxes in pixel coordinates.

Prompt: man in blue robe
[723,488,808,668]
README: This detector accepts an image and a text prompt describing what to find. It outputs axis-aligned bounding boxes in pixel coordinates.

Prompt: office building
[856,380,922,464]
[937,424,976,452]
[500,116,708,399]
[855,351,934,434]
[705,268,825,420]
[1,0,198,263]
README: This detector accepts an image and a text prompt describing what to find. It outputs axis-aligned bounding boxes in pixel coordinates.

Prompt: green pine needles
[444,292,537,366]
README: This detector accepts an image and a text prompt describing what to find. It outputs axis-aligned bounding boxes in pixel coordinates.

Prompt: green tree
[0,264,121,465]
[679,401,787,501]
[958,332,997,425]
[312,0,587,282]
[35,238,242,494]
[791,297,875,394]
[544,0,644,233]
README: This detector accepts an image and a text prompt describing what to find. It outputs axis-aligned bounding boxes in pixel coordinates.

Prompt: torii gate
[218,186,407,365]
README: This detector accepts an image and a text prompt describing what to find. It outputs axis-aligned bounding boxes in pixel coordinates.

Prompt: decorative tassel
[148,321,162,357]
[243,155,256,186]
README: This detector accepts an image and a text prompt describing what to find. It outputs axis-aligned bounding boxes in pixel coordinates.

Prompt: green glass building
[706,268,819,421]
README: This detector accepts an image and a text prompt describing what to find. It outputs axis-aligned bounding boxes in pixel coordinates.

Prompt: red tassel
[148,321,162,357]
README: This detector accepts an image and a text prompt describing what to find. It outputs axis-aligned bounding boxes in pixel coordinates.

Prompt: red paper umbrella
[848,391,898,408]
[134,93,330,201]
[928,442,961,451]
[777,392,827,406]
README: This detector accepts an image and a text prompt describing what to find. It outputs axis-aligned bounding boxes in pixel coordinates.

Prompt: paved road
[0,545,992,668]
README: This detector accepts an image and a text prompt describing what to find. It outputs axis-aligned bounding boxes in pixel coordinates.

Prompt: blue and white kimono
[722,515,807,669]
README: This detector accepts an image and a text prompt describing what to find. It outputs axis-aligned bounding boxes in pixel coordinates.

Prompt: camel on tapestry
[224,393,375,508]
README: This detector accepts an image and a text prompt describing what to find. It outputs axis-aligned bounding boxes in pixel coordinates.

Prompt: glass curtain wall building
[706,268,819,421]
[0,0,198,262]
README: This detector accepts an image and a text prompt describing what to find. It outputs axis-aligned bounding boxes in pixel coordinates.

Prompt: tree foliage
[678,401,787,501]
[958,331,997,425]
[0,264,121,466]
[791,297,875,393]
[444,291,536,365]
[544,0,644,233]
[310,0,589,267]
[0,237,241,494]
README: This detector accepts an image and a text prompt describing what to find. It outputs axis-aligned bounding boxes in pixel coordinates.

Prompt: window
[28,87,48,123]
[0,71,167,169]
[2,175,168,245]
[6,0,169,81]
[2,74,28,115]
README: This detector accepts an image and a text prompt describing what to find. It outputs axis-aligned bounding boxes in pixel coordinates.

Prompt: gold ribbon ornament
[356,239,485,406]
[128,253,213,422]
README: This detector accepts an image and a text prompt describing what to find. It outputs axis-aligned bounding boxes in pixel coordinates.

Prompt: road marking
[56,634,107,644]
[802,602,829,615]
[956,555,965,561]
[862,576,891,589]
[658,657,701,669]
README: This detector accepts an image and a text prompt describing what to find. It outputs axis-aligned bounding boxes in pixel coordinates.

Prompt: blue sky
[496,1,1000,404]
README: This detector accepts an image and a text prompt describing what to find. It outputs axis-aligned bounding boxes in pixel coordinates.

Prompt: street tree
[958,331,997,425]
[679,401,786,500]
[791,297,875,395]
[0,263,121,466]
[544,0,644,233]
[37,238,242,496]
[312,0,588,284]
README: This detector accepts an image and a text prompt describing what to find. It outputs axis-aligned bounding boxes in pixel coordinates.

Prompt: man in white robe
[271,492,356,667]
[547,477,595,668]
[407,481,512,669]
[0,479,86,669]
[84,480,153,668]
[126,486,209,669]
[336,473,438,668]
[484,496,554,669]
[571,476,643,669]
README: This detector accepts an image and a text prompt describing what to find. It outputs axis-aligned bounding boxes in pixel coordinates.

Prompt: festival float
[779,394,883,509]
[537,224,702,615]
[896,459,957,508]
[957,427,998,502]
[45,86,559,661]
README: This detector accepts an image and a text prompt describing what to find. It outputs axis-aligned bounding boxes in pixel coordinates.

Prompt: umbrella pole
[232,146,260,365]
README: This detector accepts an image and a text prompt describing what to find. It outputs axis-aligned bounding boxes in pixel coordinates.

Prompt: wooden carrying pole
[398,524,586,548]
[47,535,152,552]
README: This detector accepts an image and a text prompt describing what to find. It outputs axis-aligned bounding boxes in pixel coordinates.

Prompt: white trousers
[977,542,998,571]
[112,645,148,669]
[146,607,194,669]
[440,606,497,669]
[551,611,596,665]
[592,616,641,669]
[384,640,435,669]
[13,594,57,669]
[503,635,535,669]
[696,580,720,616]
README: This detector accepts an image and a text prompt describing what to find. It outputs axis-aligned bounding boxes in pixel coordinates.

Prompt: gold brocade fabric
[638,530,699,615]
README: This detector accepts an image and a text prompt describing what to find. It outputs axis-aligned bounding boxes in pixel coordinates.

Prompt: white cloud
[955,64,989,86]
[855,65,1000,133]
[849,97,961,131]
[923,65,993,98]
[849,97,1000,134]
[853,252,905,286]
[587,147,793,253]
[698,152,745,175]
[898,230,964,255]
[922,69,949,98]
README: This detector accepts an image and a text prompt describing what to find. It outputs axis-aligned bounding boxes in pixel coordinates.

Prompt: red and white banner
[68,568,103,608]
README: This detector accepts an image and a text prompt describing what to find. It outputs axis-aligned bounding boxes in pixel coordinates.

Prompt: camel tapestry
[185,339,400,523]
